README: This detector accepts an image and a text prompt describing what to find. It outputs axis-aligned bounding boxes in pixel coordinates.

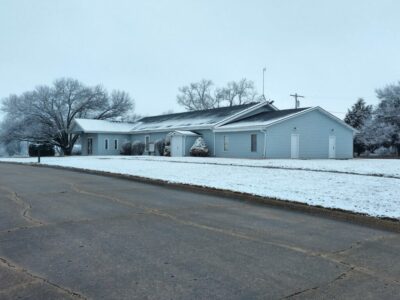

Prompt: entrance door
[329,135,336,159]
[291,134,299,159]
[171,135,183,157]
[87,138,93,155]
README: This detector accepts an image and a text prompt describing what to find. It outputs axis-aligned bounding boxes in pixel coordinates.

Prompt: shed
[169,131,199,157]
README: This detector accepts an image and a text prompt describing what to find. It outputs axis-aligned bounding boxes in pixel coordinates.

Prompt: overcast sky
[1,0,399,119]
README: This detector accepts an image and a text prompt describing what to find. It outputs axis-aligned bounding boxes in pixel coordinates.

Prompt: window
[104,139,109,150]
[114,139,118,150]
[223,135,229,151]
[251,134,257,152]
[87,138,93,155]
[145,136,150,151]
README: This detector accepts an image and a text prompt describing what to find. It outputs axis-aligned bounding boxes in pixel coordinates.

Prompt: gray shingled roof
[132,102,260,131]
[218,107,310,129]
[230,107,309,123]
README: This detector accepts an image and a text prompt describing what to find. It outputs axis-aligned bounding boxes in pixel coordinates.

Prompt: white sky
[1,0,399,119]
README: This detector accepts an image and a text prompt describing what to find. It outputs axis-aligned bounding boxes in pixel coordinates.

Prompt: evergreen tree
[344,98,372,129]
[344,98,373,156]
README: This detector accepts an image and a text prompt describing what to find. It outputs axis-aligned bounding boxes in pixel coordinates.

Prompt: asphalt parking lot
[0,163,399,299]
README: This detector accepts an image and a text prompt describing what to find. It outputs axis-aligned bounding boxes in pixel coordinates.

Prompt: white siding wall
[215,131,265,158]
[265,110,353,159]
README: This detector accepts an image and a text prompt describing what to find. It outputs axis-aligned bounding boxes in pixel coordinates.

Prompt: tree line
[344,82,400,156]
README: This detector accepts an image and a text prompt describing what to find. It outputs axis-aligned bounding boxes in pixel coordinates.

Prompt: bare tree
[0,78,134,155]
[176,79,217,111]
[177,78,258,110]
[216,78,257,107]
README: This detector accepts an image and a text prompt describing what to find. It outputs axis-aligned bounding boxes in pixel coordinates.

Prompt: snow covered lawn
[119,156,400,178]
[1,156,399,219]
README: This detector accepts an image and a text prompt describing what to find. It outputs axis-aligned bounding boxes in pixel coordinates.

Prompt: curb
[1,161,399,233]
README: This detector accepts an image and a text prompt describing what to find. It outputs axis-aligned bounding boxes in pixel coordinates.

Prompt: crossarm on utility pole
[290,93,305,109]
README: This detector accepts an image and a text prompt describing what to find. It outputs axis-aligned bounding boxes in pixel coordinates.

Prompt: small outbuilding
[169,131,199,157]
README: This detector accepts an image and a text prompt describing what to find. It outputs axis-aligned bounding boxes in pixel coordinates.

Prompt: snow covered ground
[1,156,399,219]
[116,156,400,178]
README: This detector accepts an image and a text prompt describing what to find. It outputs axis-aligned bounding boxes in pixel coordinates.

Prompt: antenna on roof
[290,93,304,109]
[262,67,267,101]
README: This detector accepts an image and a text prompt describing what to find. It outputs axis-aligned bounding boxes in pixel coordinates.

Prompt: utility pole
[262,67,266,101]
[290,93,304,109]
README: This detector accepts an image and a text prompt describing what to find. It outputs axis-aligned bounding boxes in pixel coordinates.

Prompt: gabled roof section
[215,107,358,132]
[215,108,309,131]
[131,102,269,132]
[71,119,134,134]
[213,101,277,127]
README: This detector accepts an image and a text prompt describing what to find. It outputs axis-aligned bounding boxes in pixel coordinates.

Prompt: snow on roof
[72,119,135,133]
[170,130,199,136]
[71,102,282,134]
[132,103,260,132]
[216,108,310,130]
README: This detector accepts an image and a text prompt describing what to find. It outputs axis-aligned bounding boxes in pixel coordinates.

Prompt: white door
[171,135,183,157]
[291,134,299,159]
[329,135,336,159]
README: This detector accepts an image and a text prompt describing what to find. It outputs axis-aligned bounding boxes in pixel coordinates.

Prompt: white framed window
[251,134,257,152]
[145,135,150,151]
[114,139,118,150]
[223,135,229,151]
[104,139,109,150]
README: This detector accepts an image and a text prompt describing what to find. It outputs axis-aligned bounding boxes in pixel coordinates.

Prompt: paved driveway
[0,163,399,299]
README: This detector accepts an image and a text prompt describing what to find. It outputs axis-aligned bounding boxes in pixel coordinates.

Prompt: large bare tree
[176,79,218,111]
[0,78,134,155]
[216,78,257,107]
[177,78,258,110]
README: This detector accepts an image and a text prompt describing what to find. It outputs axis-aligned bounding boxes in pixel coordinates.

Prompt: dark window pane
[251,134,257,152]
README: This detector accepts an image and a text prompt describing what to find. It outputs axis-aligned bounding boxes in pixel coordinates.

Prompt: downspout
[261,129,267,158]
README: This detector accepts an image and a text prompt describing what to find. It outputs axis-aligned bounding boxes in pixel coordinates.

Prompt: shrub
[163,133,173,156]
[154,139,165,156]
[71,144,82,155]
[131,141,145,155]
[163,145,170,156]
[120,141,132,155]
[190,137,209,157]
[28,143,55,157]
[4,141,21,156]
